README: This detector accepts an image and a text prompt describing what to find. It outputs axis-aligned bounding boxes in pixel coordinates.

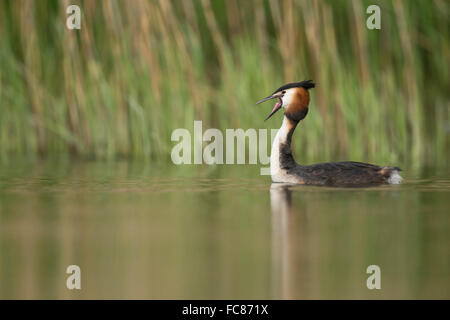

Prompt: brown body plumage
[256,81,402,186]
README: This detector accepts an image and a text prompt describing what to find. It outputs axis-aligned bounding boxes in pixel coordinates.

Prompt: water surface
[0,160,449,299]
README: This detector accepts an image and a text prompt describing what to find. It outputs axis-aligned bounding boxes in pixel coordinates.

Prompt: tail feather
[380,166,403,184]
[380,167,403,184]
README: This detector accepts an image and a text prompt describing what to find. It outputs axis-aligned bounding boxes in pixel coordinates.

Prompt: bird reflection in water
[270,183,308,299]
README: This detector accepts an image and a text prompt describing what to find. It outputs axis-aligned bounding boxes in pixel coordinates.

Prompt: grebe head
[256,80,315,121]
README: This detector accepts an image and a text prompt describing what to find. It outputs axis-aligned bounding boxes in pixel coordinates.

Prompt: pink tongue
[265,102,281,121]
[272,102,281,112]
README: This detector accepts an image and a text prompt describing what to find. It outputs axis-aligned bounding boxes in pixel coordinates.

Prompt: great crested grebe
[256,80,402,186]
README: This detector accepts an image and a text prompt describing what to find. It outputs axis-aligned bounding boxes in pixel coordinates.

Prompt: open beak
[255,93,283,121]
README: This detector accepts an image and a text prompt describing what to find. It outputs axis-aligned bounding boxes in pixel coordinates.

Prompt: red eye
[282,90,286,94]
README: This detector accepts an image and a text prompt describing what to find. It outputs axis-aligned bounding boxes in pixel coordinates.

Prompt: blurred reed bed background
[0,0,448,167]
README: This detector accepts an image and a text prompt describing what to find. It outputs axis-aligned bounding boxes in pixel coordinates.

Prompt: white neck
[270,117,297,183]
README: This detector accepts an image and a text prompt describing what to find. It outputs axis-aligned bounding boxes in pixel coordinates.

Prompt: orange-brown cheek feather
[285,88,310,122]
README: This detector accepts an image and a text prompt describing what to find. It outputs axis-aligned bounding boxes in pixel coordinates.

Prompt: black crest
[273,80,315,94]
